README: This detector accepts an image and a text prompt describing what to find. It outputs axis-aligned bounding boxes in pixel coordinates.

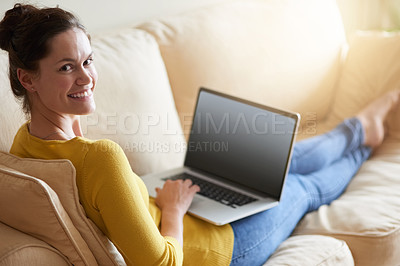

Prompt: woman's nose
[76,67,93,86]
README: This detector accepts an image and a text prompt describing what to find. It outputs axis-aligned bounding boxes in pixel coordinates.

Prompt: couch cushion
[139,0,346,137]
[264,235,354,266]
[0,164,97,266]
[294,139,400,266]
[0,151,126,265]
[0,51,26,152]
[0,221,70,266]
[328,31,400,136]
[80,28,185,175]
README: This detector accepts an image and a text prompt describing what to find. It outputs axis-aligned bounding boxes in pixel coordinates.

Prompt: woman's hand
[155,179,200,246]
[155,179,200,218]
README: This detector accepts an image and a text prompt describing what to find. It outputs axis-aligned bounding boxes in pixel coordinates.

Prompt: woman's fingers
[156,179,200,194]
[155,179,200,214]
[181,179,201,193]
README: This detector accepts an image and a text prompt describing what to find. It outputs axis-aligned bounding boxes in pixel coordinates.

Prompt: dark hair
[0,3,89,115]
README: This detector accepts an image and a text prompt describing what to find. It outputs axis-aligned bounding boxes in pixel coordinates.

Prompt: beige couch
[1,0,400,265]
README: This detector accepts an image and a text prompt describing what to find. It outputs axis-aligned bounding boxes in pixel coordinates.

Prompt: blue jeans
[230,118,372,266]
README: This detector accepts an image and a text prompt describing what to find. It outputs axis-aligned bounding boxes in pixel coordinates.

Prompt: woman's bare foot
[356,90,400,148]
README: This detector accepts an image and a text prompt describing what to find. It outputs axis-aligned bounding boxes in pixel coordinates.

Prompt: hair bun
[0,4,36,51]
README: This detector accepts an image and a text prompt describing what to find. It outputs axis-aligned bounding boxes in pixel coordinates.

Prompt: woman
[1,4,399,265]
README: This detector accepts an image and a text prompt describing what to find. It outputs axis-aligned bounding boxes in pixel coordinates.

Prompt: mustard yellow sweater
[10,123,233,265]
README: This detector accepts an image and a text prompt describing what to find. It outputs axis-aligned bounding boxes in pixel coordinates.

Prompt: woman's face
[31,28,97,116]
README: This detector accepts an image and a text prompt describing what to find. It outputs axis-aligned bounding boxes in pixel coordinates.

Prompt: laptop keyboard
[163,173,257,208]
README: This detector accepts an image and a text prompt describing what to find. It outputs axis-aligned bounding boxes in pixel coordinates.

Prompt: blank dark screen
[185,90,298,199]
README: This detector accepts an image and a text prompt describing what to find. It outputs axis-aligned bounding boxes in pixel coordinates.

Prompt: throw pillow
[0,164,97,265]
[0,151,126,265]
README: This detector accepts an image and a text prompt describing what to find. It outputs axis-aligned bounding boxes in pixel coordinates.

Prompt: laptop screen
[185,88,299,199]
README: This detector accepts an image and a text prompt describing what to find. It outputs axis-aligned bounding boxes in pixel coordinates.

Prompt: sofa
[1,0,400,265]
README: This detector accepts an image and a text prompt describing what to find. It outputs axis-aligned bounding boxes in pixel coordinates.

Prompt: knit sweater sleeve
[82,139,183,265]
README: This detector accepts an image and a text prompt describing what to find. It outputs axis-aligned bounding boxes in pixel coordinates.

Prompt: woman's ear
[17,68,36,92]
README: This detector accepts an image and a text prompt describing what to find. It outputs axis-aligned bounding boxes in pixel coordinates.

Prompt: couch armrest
[264,235,354,266]
[0,222,70,266]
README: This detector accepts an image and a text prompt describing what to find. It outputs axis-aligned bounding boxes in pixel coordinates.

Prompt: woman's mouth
[68,89,93,99]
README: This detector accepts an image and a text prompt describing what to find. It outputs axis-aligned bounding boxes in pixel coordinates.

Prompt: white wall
[2,0,399,37]
[0,0,228,33]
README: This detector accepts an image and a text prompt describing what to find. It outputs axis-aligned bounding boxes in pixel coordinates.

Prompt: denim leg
[289,117,365,175]
[230,145,371,266]
[299,145,371,212]
[230,173,310,266]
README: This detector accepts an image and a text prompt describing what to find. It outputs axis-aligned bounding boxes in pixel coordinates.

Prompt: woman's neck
[29,110,82,140]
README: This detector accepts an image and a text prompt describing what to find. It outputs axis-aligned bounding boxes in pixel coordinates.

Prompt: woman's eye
[84,58,93,66]
[59,65,72,72]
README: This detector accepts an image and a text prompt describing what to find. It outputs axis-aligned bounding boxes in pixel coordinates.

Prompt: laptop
[141,88,300,225]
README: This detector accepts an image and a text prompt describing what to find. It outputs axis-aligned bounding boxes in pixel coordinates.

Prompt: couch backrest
[139,0,347,135]
[83,28,186,175]
[0,0,346,168]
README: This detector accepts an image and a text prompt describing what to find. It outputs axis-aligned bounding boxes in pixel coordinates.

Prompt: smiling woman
[21,29,97,117]
[0,4,97,140]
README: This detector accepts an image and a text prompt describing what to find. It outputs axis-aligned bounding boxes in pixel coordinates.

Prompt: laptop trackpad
[190,196,205,208]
